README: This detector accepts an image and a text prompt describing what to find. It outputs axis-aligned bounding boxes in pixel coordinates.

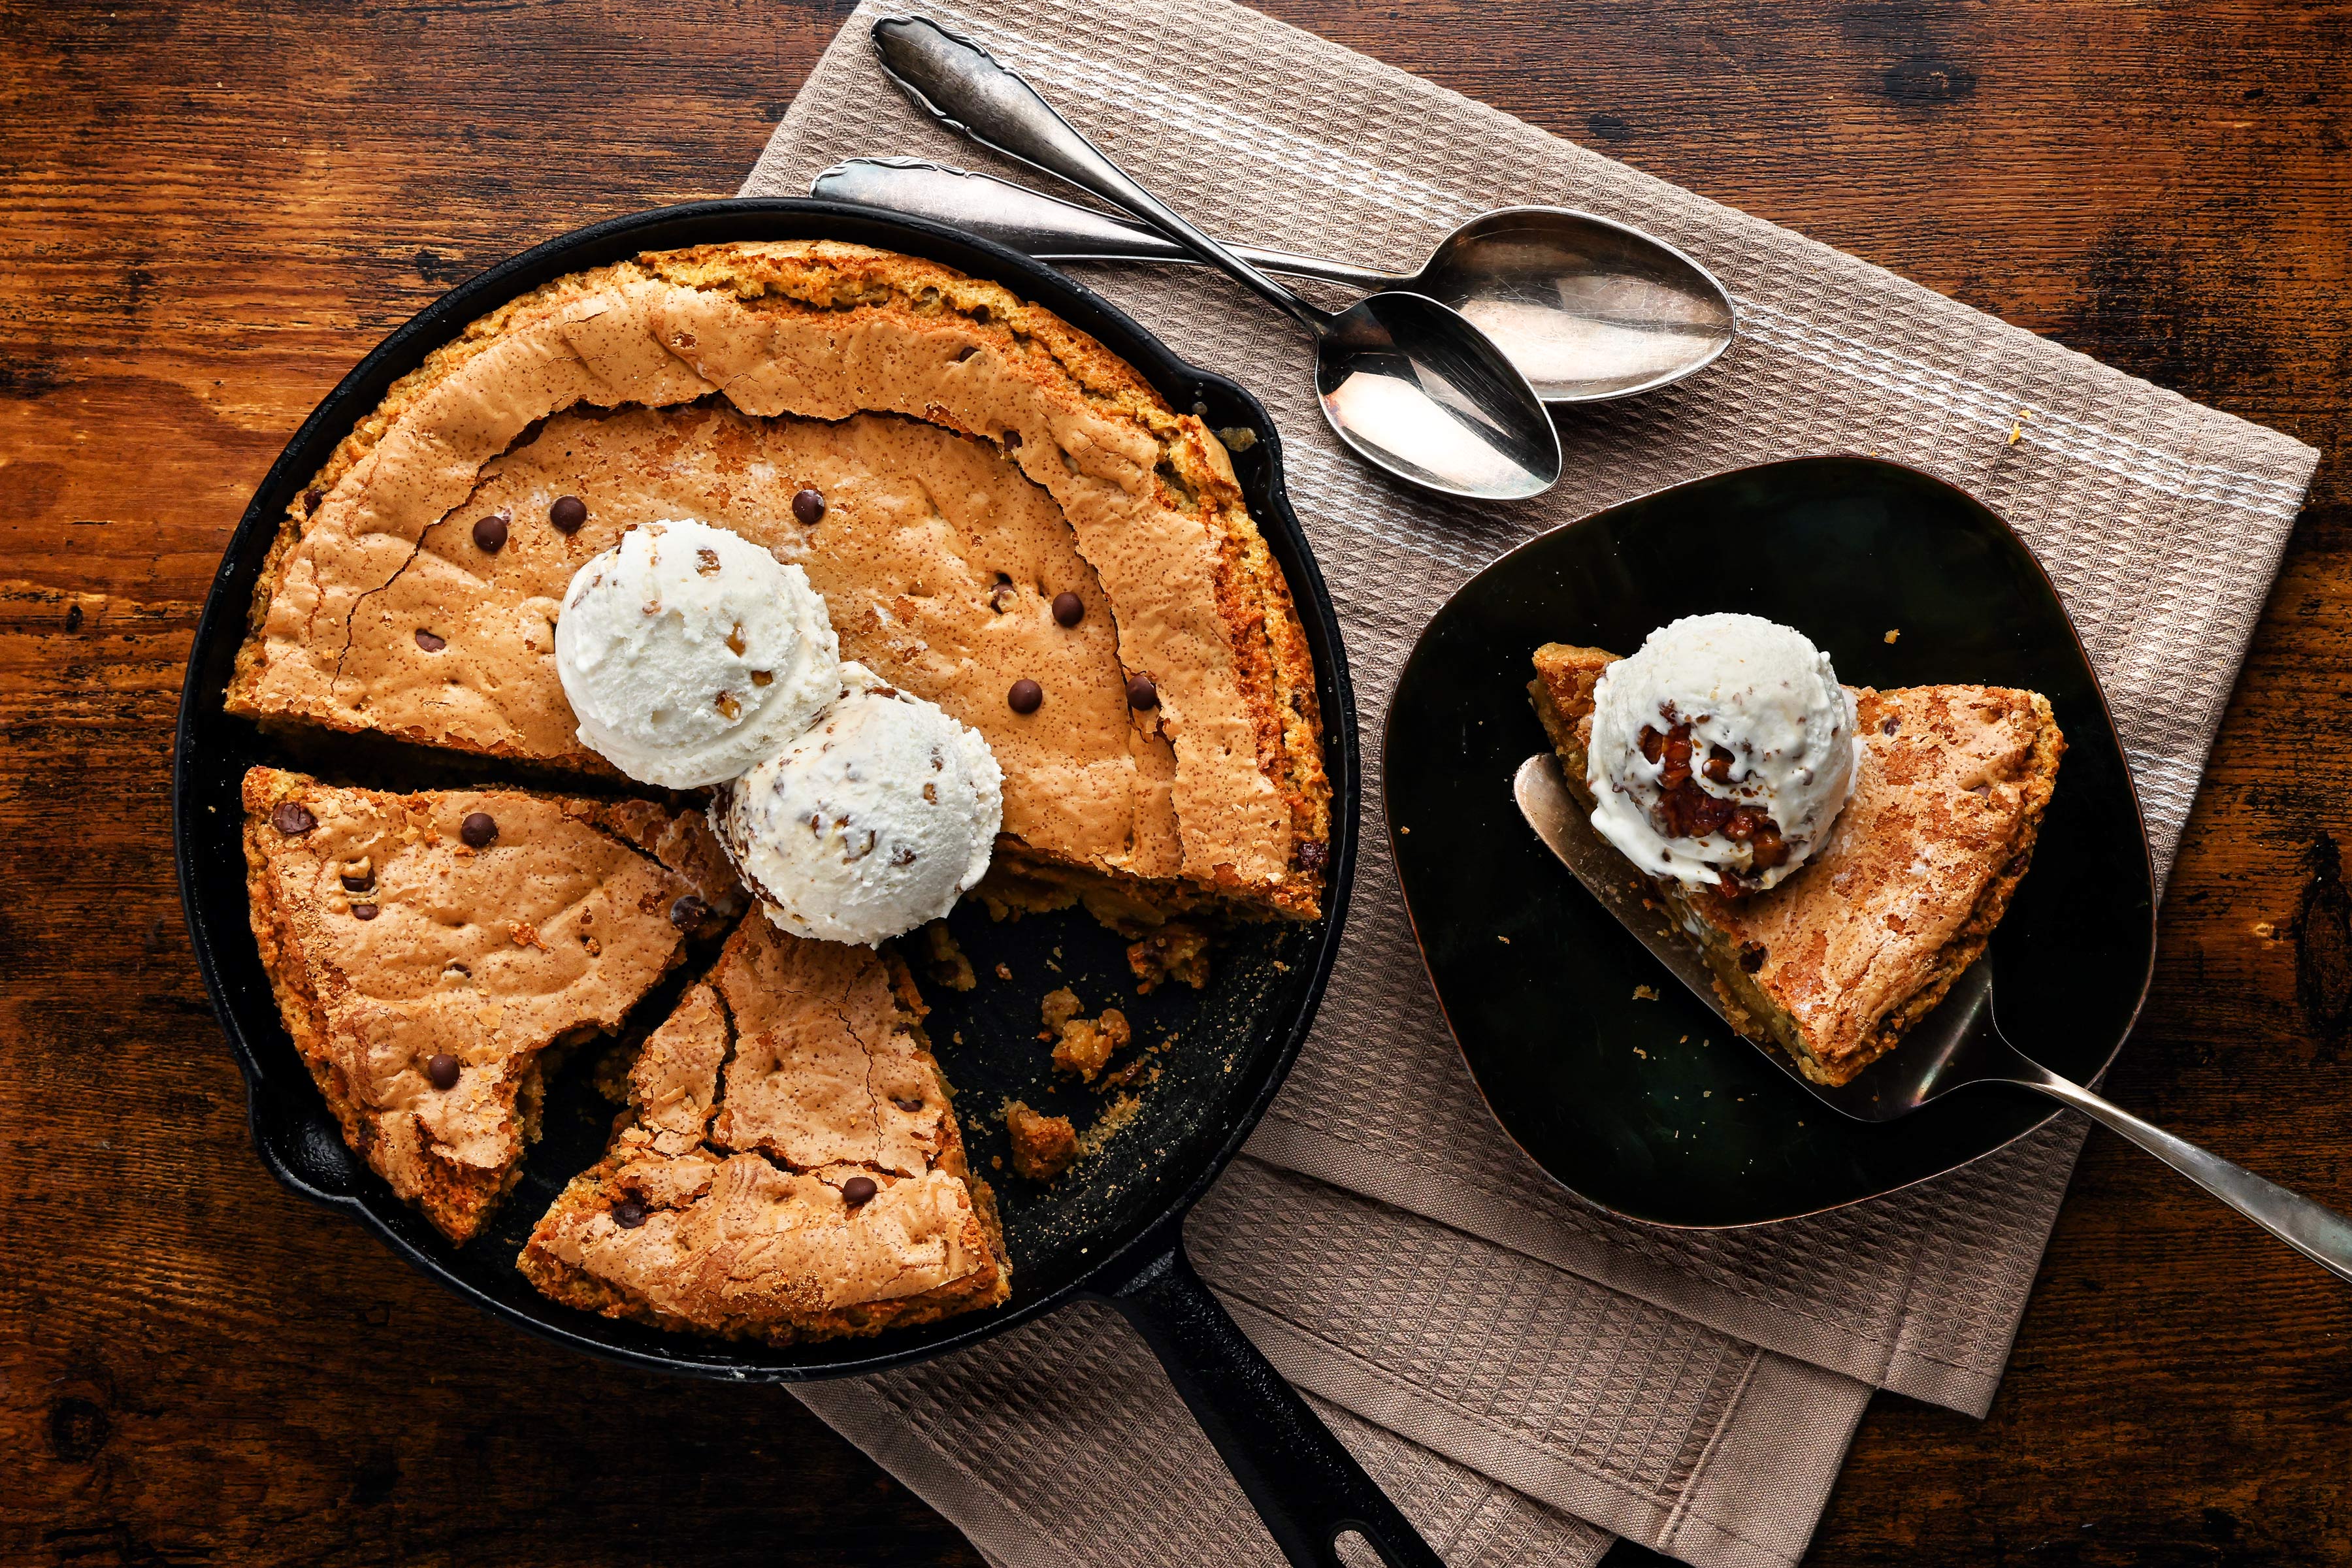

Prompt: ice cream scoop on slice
[518,913,1009,1344]
[1585,613,1858,893]
[240,767,742,1243]
[1529,639,2063,1088]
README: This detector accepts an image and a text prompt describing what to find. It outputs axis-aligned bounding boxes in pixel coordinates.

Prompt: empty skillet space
[1386,457,2154,1226]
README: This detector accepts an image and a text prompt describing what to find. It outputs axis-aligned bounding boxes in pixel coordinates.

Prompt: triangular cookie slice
[242,767,740,1243]
[1529,644,2063,1086]
[518,914,1009,1345]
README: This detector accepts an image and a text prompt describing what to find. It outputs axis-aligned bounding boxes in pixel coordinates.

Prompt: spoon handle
[2001,1062,2352,1284]
[871,16,1332,333]
[811,158,1412,289]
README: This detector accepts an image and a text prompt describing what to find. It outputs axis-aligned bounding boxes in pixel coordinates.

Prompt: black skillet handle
[1089,1228,1445,1568]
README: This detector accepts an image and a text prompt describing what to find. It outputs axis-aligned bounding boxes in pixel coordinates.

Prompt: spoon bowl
[1316,290,1564,500]
[813,157,1736,404]
[1417,207,1735,402]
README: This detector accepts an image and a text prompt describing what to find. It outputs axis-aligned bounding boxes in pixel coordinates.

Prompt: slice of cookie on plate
[1529,644,2063,1086]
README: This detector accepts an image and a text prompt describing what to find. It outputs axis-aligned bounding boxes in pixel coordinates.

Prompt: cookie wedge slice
[518,913,1009,1345]
[241,767,740,1243]
[1529,644,2063,1087]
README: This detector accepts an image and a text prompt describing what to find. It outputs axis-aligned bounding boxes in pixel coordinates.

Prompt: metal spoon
[1514,753,2352,1282]
[868,17,1561,502]
[815,157,1737,405]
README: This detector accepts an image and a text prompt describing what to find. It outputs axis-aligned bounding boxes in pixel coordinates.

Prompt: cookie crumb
[1128,922,1211,994]
[1004,1099,1079,1181]
[1042,988,1133,1083]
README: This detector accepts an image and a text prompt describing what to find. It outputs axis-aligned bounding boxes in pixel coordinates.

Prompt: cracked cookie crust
[518,914,1008,1343]
[225,239,1328,920]
[240,766,740,1243]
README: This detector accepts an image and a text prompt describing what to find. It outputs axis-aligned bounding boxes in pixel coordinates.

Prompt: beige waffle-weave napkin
[746,1,2321,1562]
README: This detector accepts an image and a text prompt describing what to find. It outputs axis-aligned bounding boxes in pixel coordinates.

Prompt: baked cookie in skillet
[226,240,1329,923]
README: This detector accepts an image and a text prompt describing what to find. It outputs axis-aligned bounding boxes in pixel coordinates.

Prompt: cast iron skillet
[1386,457,2157,1227]
[173,199,1434,1568]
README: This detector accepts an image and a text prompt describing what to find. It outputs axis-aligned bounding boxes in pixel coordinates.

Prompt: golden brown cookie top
[239,766,719,1239]
[1690,685,2059,1069]
[519,915,1005,1339]
[229,240,1328,917]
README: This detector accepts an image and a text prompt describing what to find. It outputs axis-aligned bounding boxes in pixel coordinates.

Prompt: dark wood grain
[4,1,2348,1563]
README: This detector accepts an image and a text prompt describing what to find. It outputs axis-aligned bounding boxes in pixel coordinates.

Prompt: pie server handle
[1086,1226,1445,1568]
[1989,1060,2352,1284]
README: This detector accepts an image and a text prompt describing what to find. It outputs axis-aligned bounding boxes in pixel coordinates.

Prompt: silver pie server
[814,157,1737,405]
[868,16,1562,502]
[1514,752,2352,1282]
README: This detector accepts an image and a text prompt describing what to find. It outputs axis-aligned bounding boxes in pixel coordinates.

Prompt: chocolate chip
[1739,941,1768,973]
[1880,717,1899,736]
[1008,678,1043,715]
[549,495,587,533]
[791,487,826,526]
[341,874,371,892]
[1051,591,1085,627]
[301,487,323,515]
[425,1053,460,1090]
[270,801,316,836]
[414,629,446,653]
[841,1175,878,1207]
[669,894,710,930]
[459,811,498,849]
[350,903,379,921]
[613,1198,648,1229]
[472,513,508,553]
[989,582,1018,614]
[1126,673,1160,710]
[892,1096,924,1113]
[1294,840,1328,872]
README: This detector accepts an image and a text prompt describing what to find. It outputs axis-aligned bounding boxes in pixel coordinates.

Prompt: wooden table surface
[6,1,2348,1563]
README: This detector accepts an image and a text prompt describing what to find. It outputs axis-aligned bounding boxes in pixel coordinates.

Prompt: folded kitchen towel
[742,1,2322,1562]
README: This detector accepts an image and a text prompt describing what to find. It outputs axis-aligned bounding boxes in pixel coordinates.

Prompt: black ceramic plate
[1386,456,2155,1228]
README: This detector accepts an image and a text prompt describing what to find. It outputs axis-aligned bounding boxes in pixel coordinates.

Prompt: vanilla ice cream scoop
[713,664,1004,946]
[1586,613,1858,892]
[554,519,841,789]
